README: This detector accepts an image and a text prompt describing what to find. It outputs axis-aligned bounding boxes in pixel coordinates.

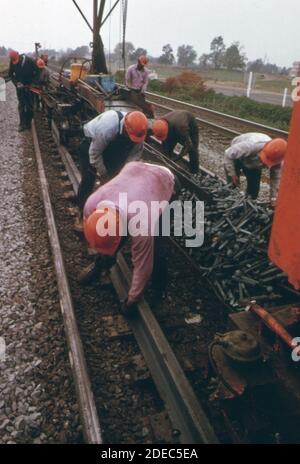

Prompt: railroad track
[31,121,102,444]
[44,67,297,308]
[32,116,219,444]
[48,62,288,140]
[142,141,298,310]
[36,70,300,442]
[145,91,289,139]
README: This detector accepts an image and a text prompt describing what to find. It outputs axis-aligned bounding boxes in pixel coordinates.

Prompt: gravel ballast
[0,83,81,444]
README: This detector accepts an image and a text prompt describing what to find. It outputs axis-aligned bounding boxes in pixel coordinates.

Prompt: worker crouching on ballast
[152,110,200,174]
[75,110,148,232]
[224,133,287,206]
[82,161,177,317]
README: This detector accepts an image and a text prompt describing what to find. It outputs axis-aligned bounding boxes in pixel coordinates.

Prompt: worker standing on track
[75,110,148,231]
[125,55,154,118]
[152,110,200,174]
[224,133,287,205]
[8,50,39,132]
[81,161,176,316]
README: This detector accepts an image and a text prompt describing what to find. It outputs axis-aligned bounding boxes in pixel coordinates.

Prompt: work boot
[120,301,138,319]
[78,258,102,285]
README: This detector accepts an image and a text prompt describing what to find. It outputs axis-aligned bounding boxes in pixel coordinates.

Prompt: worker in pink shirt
[81,161,176,316]
[126,55,154,118]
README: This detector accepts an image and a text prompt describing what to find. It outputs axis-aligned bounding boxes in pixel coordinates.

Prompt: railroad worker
[31,59,50,111]
[75,110,148,231]
[40,54,49,67]
[81,161,176,316]
[35,59,50,88]
[152,110,200,174]
[8,50,39,131]
[224,133,287,205]
[125,55,154,118]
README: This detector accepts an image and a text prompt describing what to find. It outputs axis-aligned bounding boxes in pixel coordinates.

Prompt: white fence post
[246,72,253,98]
[282,87,288,107]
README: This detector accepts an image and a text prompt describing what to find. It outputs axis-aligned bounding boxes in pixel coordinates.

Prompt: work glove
[231,175,240,187]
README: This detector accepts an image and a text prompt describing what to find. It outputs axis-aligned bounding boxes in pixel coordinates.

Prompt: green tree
[0,46,7,56]
[223,42,246,70]
[114,42,135,63]
[199,53,212,69]
[177,45,197,67]
[129,47,147,62]
[158,44,175,65]
[210,36,225,69]
[73,45,90,58]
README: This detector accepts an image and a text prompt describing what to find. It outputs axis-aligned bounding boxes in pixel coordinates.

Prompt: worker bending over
[126,55,154,118]
[8,50,39,131]
[224,133,287,205]
[75,110,148,231]
[35,59,50,88]
[152,110,200,174]
[82,161,176,316]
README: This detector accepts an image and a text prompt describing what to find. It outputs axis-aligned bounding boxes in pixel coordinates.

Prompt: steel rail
[144,140,225,200]
[46,67,288,139]
[145,90,289,138]
[148,99,241,137]
[50,121,219,444]
[111,254,219,444]
[31,121,102,444]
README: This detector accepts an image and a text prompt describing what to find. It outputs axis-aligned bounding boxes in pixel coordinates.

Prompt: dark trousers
[16,87,34,128]
[77,137,142,214]
[163,127,199,174]
[151,179,181,295]
[128,89,154,118]
[234,160,262,199]
[189,122,200,173]
[152,236,168,295]
[77,139,97,214]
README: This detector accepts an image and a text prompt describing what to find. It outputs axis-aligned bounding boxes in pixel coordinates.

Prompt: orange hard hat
[124,111,148,143]
[138,55,149,66]
[37,58,46,69]
[259,138,287,168]
[83,207,123,256]
[9,50,20,65]
[152,119,169,141]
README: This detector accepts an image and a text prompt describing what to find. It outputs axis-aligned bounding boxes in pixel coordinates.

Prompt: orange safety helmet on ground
[124,111,148,143]
[9,50,20,65]
[138,55,149,66]
[83,207,123,256]
[37,58,46,69]
[259,138,287,168]
[152,119,169,141]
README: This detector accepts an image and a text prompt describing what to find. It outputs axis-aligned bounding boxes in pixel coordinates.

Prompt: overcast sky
[0,0,299,67]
